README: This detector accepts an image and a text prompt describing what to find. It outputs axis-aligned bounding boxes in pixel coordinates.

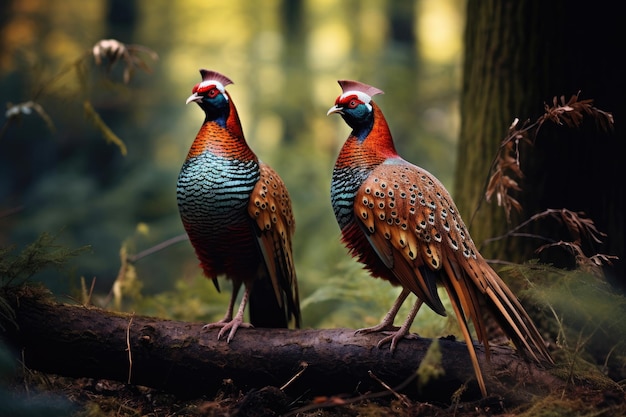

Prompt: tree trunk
[0,287,561,403]
[457,1,529,257]
[457,0,625,287]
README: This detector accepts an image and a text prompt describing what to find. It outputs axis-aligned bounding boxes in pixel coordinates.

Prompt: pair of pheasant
[177,69,553,396]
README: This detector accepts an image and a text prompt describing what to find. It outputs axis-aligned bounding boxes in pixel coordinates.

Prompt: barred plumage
[177,69,300,342]
[330,166,371,229]
[177,154,259,228]
[327,79,552,397]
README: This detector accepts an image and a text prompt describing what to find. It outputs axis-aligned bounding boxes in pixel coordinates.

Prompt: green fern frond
[0,232,88,331]
[0,232,90,287]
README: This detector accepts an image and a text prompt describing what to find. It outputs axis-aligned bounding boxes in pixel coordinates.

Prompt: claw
[375,330,419,352]
[203,319,253,342]
[203,318,230,332]
[359,296,423,352]
[355,323,400,335]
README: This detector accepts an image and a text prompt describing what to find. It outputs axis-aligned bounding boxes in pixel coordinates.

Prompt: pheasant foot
[203,319,253,343]
[377,297,424,352]
[355,287,411,337]
[204,286,253,343]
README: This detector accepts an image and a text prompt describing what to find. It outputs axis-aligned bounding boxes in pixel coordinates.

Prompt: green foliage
[517,393,624,417]
[1,39,157,154]
[1,1,460,323]
[416,339,445,392]
[0,232,88,330]
[82,100,127,155]
[0,233,83,415]
[131,274,231,323]
[299,259,392,328]
[300,257,456,338]
[0,232,89,288]
[501,262,626,384]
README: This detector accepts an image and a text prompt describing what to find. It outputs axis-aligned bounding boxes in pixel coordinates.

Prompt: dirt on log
[0,287,562,404]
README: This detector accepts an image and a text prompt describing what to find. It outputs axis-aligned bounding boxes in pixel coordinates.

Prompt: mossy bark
[1,287,561,403]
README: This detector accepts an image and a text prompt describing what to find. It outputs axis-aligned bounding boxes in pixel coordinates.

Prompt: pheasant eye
[348,99,359,109]
[207,88,219,98]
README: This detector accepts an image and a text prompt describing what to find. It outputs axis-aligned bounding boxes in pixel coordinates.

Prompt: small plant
[0,232,88,288]
[1,38,158,154]
[0,232,88,330]
[484,92,614,223]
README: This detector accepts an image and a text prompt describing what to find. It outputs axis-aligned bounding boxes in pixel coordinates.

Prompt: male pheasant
[177,69,301,342]
[327,80,552,396]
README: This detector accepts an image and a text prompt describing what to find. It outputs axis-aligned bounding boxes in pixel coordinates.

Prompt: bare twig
[126,313,134,384]
[0,206,24,220]
[369,370,412,407]
[280,362,309,391]
[480,208,617,275]
[127,233,189,263]
[284,364,422,416]
[80,276,97,306]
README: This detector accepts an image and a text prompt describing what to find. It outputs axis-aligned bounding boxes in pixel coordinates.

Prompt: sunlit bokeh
[416,0,463,63]
[0,0,465,333]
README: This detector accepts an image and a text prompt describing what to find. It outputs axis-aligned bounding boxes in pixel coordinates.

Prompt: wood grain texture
[1,289,561,403]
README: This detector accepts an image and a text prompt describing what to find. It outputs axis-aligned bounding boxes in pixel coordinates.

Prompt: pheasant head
[186,69,244,140]
[186,69,233,121]
[328,79,398,163]
[327,80,384,131]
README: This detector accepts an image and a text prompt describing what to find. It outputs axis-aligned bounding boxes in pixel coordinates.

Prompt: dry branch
[0,288,562,403]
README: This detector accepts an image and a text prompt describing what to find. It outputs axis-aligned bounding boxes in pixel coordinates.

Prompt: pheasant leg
[356,288,411,335]
[376,297,424,352]
[203,281,253,342]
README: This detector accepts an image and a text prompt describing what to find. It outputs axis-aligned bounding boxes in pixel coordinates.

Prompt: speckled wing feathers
[354,161,468,315]
[355,159,551,364]
[248,162,300,326]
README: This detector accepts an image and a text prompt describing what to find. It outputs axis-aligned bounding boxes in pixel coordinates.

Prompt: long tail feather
[480,263,553,365]
[442,278,488,397]
[457,256,553,365]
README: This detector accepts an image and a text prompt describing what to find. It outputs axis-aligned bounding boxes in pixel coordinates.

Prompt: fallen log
[0,287,561,403]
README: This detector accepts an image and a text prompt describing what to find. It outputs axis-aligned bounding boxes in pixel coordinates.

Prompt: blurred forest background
[2,0,494,334]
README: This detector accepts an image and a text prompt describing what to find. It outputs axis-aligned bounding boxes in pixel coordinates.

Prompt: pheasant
[327,79,552,396]
[177,69,301,342]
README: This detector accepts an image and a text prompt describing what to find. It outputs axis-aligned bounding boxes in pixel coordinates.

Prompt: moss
[516,393,626,417]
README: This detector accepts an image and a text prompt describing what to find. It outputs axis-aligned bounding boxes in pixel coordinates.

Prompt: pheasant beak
[186,92,202,105]
[326,104,344,116]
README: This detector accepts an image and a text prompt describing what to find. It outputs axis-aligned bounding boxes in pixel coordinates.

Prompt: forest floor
[2,287,625,416]
[3,369,626,417]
